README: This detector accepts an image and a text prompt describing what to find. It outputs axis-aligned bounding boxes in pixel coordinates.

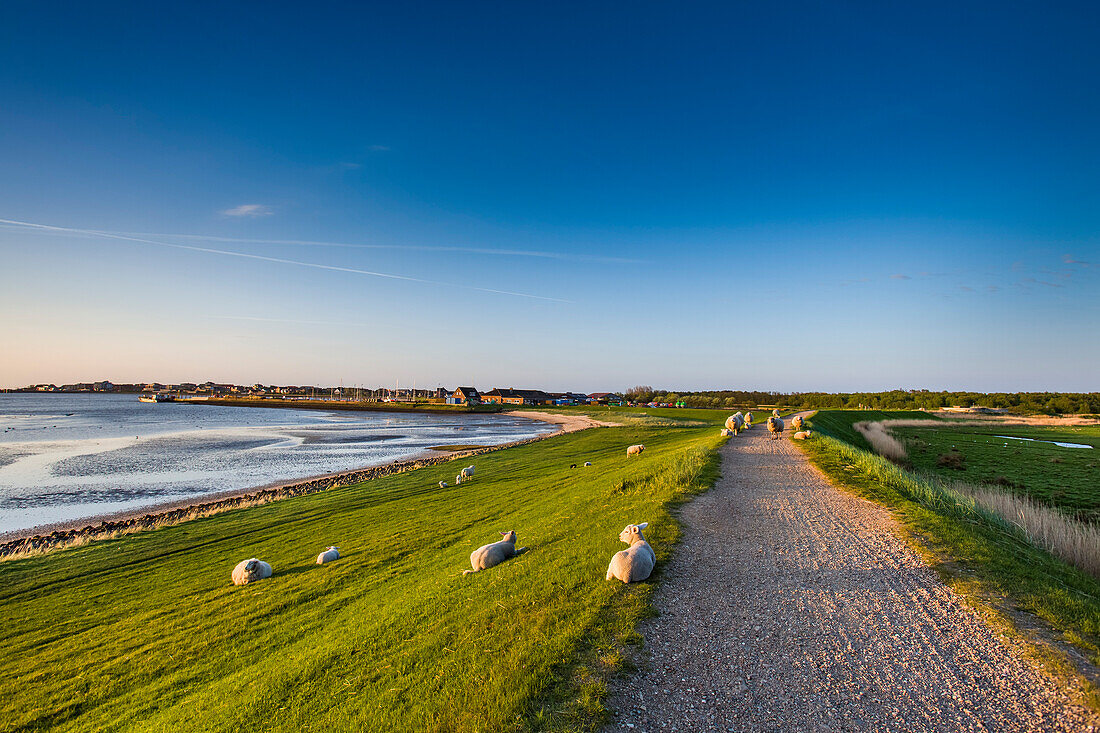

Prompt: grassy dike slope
[0,409,723,733]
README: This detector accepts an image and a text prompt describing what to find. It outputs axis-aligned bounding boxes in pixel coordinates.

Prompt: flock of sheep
[232,407,818,585]
[720,409,813,441]
[231,410,815,588]
[233,445,659,587]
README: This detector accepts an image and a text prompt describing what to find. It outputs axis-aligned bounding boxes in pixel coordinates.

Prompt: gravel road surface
[603,426,1094,732]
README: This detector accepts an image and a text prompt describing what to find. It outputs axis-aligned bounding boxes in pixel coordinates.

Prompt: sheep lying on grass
[316,546,340,564]
[627,444,645,456]
[606,523,655,583]
[792,430,813,440]
[463,530,525,575]
[231,558,272,586]
[791,415,805,431]
[584,461,592,467]
[767,416,785,440]
[438,481,448,488]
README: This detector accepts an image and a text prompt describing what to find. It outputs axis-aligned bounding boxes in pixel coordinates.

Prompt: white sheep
[720,428,734,437]
[767,416,785,440]
[463,530,525,575]
[745,412,754,425]
[584,461,592,466]
[793,430,813,440]
[791,415,805,431]
[461,465,476,479]
[456,474,464,485]
[626,444,645,456]
[772,408,781,418]
[316,546,340,564]
[231,558,272,586]
[438,481,448,488]
[606,523,655,583]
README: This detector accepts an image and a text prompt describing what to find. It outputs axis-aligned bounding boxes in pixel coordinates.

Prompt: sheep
[793,430,813,440]
[606,523,655,583]
[724,413,744,434]
[745,412,754,425]
[438,481,448,488]
[791,415,805,431]
[316,546,340,564]
[463,530,525,575]
[767,416,785,440]
[720,428,734,437]
[584,461,592,466]
[772,408,781,418]
[231,558,272,586]
[461,465,475,479]
[627,444,645,456]
[456,474,464,485]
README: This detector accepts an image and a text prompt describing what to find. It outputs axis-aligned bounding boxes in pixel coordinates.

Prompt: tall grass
[852,421,909,462]
[956,481,1100,579]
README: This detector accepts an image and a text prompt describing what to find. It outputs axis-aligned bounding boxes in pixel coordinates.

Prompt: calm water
[0,394,552,535]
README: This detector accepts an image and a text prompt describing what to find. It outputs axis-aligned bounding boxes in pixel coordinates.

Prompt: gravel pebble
[603,426,1096,732]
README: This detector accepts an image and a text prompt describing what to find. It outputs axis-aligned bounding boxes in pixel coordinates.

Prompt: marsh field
[0,407,726,733]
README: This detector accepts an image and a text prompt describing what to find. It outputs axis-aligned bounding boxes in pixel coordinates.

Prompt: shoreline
[0,410,610,556]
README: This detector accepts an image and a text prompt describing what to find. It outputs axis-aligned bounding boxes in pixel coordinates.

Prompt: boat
[139,393,175,403]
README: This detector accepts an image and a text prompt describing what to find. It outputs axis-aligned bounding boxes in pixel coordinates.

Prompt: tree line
[622,386,1100,415]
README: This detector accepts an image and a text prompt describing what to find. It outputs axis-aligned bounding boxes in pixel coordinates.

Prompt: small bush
[937,451,966,470]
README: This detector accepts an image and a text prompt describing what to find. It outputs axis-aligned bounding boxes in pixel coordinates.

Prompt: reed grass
[852,421,909,462]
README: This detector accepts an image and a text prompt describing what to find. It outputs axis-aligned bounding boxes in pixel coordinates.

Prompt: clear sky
[1,1,1097,393]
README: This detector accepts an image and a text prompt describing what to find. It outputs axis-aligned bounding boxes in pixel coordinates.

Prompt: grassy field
[799,411,1100,677]
[0,408,724,733]
[888,423,1100,521]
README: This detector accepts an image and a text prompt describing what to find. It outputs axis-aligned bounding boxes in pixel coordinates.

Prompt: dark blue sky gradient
[1,2,1097,390]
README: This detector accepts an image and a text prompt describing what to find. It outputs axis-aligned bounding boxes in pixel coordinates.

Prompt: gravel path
[603,426,1095,732]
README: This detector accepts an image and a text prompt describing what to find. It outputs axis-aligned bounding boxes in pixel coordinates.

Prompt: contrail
[120,231,647,265]
[0,217,571,303]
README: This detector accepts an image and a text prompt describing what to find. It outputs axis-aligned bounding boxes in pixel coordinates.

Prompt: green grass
[798,419,1100,676]
[0,411,724,732]
[889,423,1100,521]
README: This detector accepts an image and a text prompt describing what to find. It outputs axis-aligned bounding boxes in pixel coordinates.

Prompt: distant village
[5,382,633,407]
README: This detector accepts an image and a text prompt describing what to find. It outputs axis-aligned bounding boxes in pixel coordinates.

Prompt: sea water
[0,394,553,535]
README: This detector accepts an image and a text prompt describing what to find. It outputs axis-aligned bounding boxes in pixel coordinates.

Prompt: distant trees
[622,388,1100,415]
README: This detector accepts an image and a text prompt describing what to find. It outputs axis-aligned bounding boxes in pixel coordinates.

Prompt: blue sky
[1,1,1097,392]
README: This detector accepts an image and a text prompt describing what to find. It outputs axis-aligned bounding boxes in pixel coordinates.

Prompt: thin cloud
[0,217,571,303]
[958,285,975,292]
[103,230,648,265]
[890,274,911,280]
[1063,254,1091,267]
[987,285,1000,293]
[1017,277,1063,289]
[222,204,273,218]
